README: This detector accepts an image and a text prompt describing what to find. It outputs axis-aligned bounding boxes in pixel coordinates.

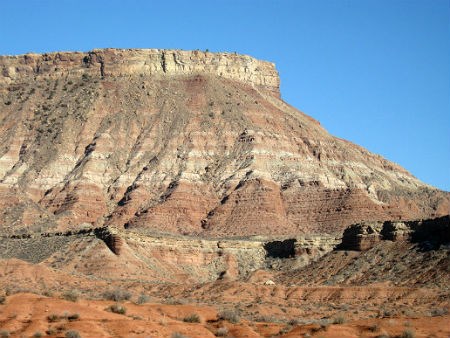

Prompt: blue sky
[1,0,449,191]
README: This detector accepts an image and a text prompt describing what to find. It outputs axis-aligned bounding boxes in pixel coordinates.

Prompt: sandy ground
[0,293,449,338]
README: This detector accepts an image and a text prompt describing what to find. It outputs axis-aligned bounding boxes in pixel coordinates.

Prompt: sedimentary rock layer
[0,226,339,282]
[0,49,448,236]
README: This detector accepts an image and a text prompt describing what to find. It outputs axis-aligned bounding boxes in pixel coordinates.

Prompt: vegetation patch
[218,309,240,324]
[103,288,132,302]
[62,290,79,302]
[108,303,127,315]
[183,313,201,323]
[65,330,81,338]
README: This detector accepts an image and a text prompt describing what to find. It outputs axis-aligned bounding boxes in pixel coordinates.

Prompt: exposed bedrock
[0,48,448,236]
[338,215,450,251]
[0,215,446,282]
[0,226,338,282]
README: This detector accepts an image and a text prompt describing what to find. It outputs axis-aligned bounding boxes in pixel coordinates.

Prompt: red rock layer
[0,49,448,236]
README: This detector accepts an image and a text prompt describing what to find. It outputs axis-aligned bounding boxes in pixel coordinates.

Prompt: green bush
[32,332,43,338]
[0,330,9,338]
[0,295,5,304]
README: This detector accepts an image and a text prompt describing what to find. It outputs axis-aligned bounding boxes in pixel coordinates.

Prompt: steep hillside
[0,49,448,236]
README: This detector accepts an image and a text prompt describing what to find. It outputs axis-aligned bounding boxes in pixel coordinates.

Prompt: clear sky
[1,0,449,191]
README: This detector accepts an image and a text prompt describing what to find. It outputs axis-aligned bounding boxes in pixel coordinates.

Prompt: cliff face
[0,49,448,236]
[338,215,450,251]
[0,49,280,96]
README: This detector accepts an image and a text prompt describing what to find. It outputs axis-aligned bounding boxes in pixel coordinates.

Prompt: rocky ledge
[338,215,450,251]
[0,48,280,96]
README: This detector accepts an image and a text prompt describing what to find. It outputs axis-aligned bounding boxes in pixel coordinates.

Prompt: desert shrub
[320,322,330,331]
[218,309,240,324]
[65,330,81,338]
[0,330,9,338]
[0,295,5,304]
[67,313,80,321]
[47,314,60,322]
[216,327,228,336]
[400,329,415,338]
[136,293,150,304]
[171,333,188,338]
[254,315,277,323]
[333,315,346,324]
[288,318,300,326]
[103,288,131,302]
[369,324,379,332]
[279,325,293,334]
[62,290,79,302]
[108,303,127,315]
[311,320,329,333]
[430,308,448,316]
[164,297,185,305]
[183,313,200,323]
[32,332,43,338]
[45,328,57,335]
[42,290,53,297]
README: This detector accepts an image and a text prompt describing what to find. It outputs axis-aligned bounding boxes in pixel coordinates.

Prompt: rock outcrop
[338,215,450,251]
[0,226,338,282]
[0,49,280,96]
[0,48,448,236]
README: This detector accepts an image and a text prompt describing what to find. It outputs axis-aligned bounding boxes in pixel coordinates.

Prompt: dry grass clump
[47,312,79,322]
[62,290,79,302]
[400,329,415,338]
[183,313,200,323]
[65,330,81,338]
[333,315,346,324]
[218,309,240,324]
[47,313,60,322]
[136,293,150,304]
[108,303,127,315]
[171,333,188,338]
[103,288,132,302]
[216,327,228,336]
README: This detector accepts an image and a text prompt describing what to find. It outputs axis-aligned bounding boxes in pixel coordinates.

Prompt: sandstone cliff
[0,48,448,236]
